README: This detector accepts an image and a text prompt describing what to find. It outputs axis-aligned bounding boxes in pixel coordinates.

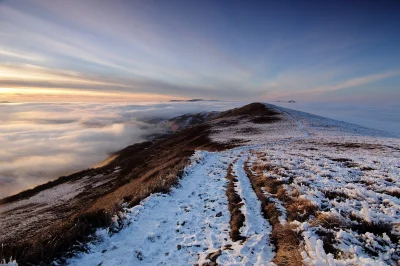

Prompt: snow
[66,103,400,266]
[8,102,399,266]
[243,104,400,265]
[0,173,116,244]
[0,259,17,266]
[67,150,275,266]
[223,154,274,265]
[210,110,306,146]
[302,231,335,266]
[360,202,372,223]
[262,188,287,225]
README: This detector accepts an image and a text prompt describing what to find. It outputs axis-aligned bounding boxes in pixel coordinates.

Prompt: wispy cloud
[311,70,400,94]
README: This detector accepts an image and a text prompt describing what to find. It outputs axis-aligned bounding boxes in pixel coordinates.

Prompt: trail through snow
[67,151,275,266]
[220,155,274,265]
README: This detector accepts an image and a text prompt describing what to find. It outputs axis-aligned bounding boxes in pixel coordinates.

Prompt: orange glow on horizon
[0,87,187,103]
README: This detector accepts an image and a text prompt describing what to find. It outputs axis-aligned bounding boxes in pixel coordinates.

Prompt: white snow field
[64,104,399,265]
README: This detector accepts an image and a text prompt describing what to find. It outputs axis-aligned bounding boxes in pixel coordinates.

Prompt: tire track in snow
[218,153,274,265]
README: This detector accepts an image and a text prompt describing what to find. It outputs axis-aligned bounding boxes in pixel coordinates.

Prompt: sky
[1,0,399,103]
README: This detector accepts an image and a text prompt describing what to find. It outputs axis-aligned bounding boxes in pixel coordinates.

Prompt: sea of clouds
[0,101,243,198]
[1,100,399,199]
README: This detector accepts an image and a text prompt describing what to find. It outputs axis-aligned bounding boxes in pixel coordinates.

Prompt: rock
[216,212,222,217]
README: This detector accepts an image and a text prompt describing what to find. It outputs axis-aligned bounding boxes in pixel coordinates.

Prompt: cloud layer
[0,101,242,198]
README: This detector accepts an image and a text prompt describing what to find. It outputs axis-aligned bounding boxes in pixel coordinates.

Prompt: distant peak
[219,102,280,118]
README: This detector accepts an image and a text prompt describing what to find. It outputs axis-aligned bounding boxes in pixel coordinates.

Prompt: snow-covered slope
[1,103,399,265]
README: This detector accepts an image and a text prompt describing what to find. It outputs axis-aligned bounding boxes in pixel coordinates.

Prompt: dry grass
[323,190,348,200]
[386,190,400,198]
[244,161,303,265]
[276,186,292,202]
[247,157,325,266]
[264,178,285,194]
[286,198,318,222]
[309,212,345,258]
[225,162,246,242]
[1,208,115,265]
[89,157,189,212]
[311,212,344,228]
[349,213,399,244]
[250,162,286,195]
[263,202,281,226]
[251,163,271,175]
[244,163,282,227]
[271,224,303,266]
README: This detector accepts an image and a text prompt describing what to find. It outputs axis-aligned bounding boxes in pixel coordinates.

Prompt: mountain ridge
[1,103,399,265]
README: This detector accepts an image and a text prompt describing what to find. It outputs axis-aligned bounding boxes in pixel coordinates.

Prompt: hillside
[1,103,399,265]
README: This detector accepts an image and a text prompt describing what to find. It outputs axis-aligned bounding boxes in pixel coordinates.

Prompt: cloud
[260,69,400,102]
[0,63,257,100]
[0,101,242,198]
[311,70,400,94]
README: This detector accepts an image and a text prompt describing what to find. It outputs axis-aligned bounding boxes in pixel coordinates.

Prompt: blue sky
[0,0,399,102]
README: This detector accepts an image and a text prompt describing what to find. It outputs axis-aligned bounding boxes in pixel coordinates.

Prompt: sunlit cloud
[0,48,47,62]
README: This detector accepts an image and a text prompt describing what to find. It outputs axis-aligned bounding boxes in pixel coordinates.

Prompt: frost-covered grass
[252,138,400,265]
[243,104,400,265]
[210,112,305,145]
[38,103,400,265]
